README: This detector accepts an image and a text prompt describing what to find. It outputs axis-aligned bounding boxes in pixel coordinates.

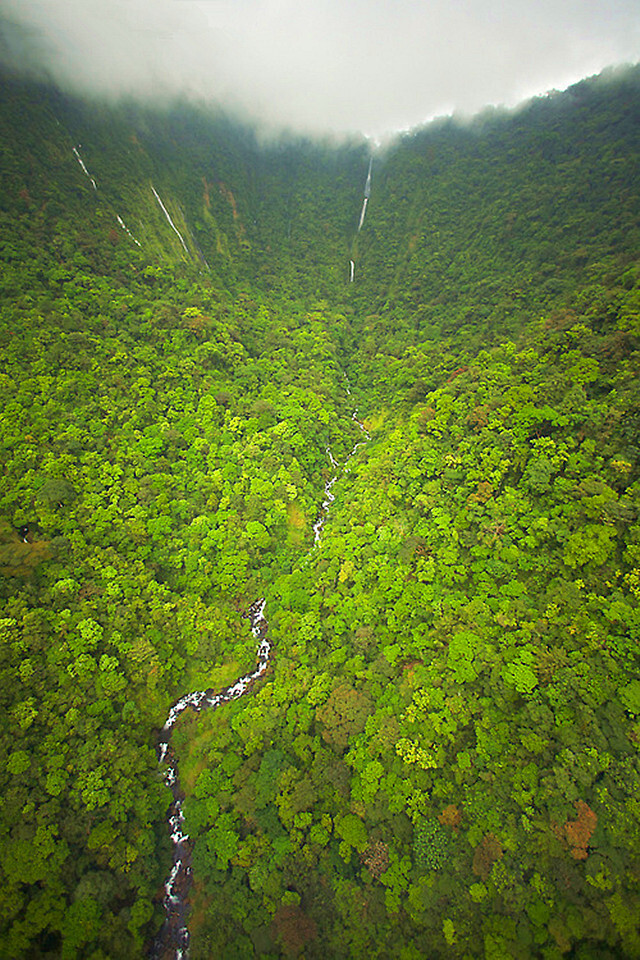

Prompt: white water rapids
[153,396,369,959]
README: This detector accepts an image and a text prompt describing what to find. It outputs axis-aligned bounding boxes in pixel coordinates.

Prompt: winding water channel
[153,402,370,959]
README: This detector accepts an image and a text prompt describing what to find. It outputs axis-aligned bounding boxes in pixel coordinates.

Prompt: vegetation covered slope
[0,65,639,959]
[348,66,640,399]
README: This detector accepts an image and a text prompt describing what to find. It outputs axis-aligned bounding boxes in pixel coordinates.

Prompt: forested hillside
[1,64,639,959]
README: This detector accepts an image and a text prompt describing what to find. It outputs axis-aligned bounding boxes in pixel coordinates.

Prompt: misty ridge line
[1,1,639,139]
[12,64,639,161]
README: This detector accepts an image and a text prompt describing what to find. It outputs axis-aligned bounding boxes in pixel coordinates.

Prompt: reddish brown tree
[564,800,597,860]
[472,833,503,880]
[438,804,462,833]
[272,904,317,957]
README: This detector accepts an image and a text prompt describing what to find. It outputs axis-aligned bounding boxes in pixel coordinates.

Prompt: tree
[316,684,371,751]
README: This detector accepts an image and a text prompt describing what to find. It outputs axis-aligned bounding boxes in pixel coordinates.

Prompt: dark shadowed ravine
[152,404,370,960]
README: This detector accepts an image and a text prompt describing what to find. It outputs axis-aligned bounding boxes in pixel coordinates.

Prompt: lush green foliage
[1,64,639,959]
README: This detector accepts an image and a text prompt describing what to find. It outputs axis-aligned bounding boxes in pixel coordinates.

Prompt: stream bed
[152,403,370,959]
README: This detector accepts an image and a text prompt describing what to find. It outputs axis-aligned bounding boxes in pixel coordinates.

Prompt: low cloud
[1,0,639,135]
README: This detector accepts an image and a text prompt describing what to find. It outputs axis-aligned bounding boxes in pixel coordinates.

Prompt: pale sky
[1,0,639,136]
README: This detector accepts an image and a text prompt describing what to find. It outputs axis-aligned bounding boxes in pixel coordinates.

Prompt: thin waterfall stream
[351,155,373,281]
[356,156,373,234]
[153,394,369,960]
[151,185,190,255]
[72,145,97,190]
[71,144,142,246]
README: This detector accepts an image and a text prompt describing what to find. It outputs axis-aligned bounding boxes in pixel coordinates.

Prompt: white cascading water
[73,145,144,248]
[154,390,369,959]
[153,598,270,960]
[352,155,373,280]
[116,214,142,247]
[357,197,368,233]
[364,156,373,198]
[357,156,373,233]
[151,185,190,255]
[72,146,97,190]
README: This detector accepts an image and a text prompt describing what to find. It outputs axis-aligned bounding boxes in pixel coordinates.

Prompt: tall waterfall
[151,185,190,255]
[357,156,373,233]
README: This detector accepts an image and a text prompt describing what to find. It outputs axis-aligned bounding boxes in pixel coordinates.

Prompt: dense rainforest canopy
[1,63,639,959]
